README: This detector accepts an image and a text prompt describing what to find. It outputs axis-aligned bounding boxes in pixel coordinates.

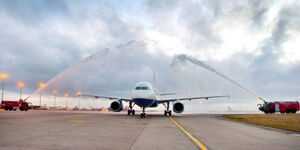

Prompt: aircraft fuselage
[131,81,159,108]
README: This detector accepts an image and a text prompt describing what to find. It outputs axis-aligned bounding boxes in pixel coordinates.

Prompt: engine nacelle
[110,100,123,112]
[173,102,184,113]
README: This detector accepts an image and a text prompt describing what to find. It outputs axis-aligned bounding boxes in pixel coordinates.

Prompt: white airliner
[83,81,229,118]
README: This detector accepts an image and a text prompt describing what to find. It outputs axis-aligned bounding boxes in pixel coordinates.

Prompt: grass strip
[223,114,300,133]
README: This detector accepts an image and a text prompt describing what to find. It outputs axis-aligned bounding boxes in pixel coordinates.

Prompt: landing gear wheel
[140,107,146,118]
[127,110,131,115]
[128,109,136,115]
[164,110,172,116]
[140,113,146,118]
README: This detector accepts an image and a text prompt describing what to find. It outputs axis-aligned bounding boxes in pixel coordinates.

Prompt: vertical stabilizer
[153,69,156,87]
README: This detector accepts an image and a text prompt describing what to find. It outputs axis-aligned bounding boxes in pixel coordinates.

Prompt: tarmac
[0,110,299,150]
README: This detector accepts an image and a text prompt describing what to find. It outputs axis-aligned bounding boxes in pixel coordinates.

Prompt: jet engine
[110,100,123,112]
[173,102,184,113]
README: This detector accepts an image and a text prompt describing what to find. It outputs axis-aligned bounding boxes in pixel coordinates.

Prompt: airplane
[82,81,229,118]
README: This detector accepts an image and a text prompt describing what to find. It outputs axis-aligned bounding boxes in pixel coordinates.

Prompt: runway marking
[70,120,87,123]
[169,116,208,150]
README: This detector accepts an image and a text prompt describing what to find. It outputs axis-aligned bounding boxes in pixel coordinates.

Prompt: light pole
[64,93,69,110]
[77,92,82,110]
[52,90,57,109]
[38,82,45,107]
[1,73,8,104]
[17,82,24,100]
[88,98,91,110]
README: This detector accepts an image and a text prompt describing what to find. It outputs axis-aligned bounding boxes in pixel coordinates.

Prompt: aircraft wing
[159,93,177,96]
[81,94,131,102]
[158,95,229,103]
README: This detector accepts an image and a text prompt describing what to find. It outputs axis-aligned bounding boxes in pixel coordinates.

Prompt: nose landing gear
[128,109,135,115]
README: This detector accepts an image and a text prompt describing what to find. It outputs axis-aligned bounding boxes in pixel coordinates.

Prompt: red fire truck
[1,100,29,111]
[258,101,300,114]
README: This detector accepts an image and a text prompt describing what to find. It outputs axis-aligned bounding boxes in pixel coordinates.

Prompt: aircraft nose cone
[132,91,149,99]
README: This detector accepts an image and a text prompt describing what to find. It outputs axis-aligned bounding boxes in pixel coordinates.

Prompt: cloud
[0,0,70,25]
[0,0,143,93]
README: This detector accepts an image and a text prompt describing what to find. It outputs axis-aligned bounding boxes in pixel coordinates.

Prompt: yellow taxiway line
[169,116,208,150]
[70,120,87,123]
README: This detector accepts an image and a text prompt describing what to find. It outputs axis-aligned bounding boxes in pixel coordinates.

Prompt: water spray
[174,54,265,102]
[29,41,143,104]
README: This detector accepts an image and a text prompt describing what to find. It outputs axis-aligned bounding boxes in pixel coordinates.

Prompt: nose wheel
[128,109,135,115]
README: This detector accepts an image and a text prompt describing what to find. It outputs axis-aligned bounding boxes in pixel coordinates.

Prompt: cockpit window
[135,86,149,90]
[141,86,149,90]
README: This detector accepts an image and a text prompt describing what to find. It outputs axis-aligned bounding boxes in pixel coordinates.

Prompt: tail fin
[153,69,156,87]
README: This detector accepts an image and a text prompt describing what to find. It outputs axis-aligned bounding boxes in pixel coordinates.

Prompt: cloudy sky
[0,0,299,112]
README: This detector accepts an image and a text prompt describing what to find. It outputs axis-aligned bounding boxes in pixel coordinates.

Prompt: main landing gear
[163,102,172,116]
[140,107,146,118]
[127,101,135,116]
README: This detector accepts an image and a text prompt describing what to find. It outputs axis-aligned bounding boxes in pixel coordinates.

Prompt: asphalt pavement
[0,111,299,150]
